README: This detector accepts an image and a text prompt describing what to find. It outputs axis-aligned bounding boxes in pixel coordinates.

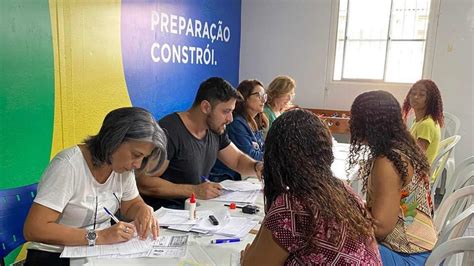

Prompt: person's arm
[136,160,221,200]
[369,156,404,240]
[24,203,136,245]
[217,143,263,179]
[228,119,263,161]
[240,226,289,266]
[416,138,430,152]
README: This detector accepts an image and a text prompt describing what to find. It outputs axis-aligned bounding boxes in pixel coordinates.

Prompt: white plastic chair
[426,236,474,266]
[436,205,474,245]
[444,156,474,200]
[430,135,461,202]
[434,185,474,234]
[441,112,461,140]
[441,112,461,193]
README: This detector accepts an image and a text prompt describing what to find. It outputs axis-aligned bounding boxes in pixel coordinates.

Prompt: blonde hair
[266,75,296,107]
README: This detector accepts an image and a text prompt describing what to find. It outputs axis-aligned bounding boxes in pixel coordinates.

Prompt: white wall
[240,0,473,163]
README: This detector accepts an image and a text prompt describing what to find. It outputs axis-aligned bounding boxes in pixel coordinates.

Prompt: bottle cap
[190,193,196,203]
[229,202,236,209]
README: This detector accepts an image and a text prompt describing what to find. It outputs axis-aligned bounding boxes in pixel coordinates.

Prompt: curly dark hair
[402,79,444,127]
[234,79,269,131]
[264,109,374,239]
[348,91,430,192]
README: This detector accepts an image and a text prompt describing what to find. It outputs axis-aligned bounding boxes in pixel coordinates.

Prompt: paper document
[60,235,187,258]
[61,237,152,258]
[208,190,259,204]
[219,180,262,191]
[147,235,188,258]
[155,207,212,226]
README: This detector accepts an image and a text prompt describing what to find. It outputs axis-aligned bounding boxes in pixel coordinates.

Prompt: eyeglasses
[250,92,267,102]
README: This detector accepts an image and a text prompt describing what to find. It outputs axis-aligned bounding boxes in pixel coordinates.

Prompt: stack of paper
[204,180,262,204]
[60,235,188,259]
[154,208,257,238]
[219,180,262,191]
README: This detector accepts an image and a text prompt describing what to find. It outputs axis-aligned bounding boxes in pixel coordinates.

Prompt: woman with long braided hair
[240,109,381,265]
[348,91,437,265]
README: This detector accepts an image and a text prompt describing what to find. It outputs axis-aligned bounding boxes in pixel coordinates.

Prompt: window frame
[325,0,441,88]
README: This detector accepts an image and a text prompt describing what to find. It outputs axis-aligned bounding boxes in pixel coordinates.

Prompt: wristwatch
[85,229,97,246]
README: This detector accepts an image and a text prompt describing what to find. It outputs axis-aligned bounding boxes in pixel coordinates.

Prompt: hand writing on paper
[194,182,222,199]
[134,205,159,240]
[97,221,136,245]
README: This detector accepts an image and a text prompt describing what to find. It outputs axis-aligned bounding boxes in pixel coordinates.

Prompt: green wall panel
[0,2,54,188]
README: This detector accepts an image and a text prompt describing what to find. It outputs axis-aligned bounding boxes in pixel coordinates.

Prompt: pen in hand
[104,207,120,223]
[200,175,210,183]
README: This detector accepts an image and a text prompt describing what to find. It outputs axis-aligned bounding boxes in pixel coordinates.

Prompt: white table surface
[71,143,357,265]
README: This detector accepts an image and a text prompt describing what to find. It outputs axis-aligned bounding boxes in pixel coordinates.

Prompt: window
[331,0,435,84]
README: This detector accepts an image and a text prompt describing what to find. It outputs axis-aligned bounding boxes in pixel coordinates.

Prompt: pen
[103,207,120,223]
[210,238,241,244]
[200,176,209,183]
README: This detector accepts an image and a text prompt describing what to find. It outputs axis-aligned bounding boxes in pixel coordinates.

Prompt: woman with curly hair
[348,91,437,265]
[209,79,268,181]
[402,79,444,164]
[240,109,381,265]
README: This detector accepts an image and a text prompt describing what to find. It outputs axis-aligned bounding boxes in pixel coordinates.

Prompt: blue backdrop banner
[121,0,241,119]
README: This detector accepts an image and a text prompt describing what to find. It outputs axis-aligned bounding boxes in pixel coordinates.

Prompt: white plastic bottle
[189,193,196,220]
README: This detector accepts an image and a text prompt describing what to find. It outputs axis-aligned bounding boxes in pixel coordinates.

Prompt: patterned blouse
[367,169,437,253]
[264,192,382,265]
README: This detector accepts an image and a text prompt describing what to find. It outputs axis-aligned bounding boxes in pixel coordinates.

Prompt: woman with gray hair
[23,107,167,265]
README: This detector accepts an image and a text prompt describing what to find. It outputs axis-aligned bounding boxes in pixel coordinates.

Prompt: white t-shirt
[28,146,139,252]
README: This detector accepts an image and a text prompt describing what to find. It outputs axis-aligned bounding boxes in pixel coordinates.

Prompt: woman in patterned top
[348,91,437,265]
[240,109,381,265]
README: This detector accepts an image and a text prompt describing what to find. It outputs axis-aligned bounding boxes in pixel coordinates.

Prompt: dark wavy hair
[402,79,444,127]
[192,77,242,107]
[233,79,269,131]
[348,91,430,192]
[264,109,374,239]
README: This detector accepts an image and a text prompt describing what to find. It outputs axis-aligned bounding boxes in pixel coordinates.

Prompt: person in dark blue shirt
[210,79,268,181]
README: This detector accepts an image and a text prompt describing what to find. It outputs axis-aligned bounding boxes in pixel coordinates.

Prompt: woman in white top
[23,107,167,265]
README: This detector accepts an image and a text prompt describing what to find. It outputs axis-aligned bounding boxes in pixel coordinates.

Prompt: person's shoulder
[159,112,178,125]
[53,145,82,163]
[228,115,248,128]
[420,116,437,127]
[268,193,304,212]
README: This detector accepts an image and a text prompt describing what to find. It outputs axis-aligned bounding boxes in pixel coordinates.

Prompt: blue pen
[200,175,209,183]
[103,207,120,223]
[210,238,241,244]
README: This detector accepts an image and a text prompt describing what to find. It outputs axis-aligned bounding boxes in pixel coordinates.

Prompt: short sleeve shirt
[264,193,381,265]
[410,116,440,164]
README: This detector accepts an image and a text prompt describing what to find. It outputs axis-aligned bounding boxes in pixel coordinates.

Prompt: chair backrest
[436,205,474,245]
[434,185,474,234]
[0,183,37,259]
[444,156,474,200]
[441,112,461,140]
[430,135,461,199]
[426,236,474,266]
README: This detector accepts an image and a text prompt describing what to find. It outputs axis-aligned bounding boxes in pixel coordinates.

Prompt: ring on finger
[123,226,129,233]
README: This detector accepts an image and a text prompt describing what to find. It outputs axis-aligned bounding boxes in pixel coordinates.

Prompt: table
[71,181,265,266]
[71,143,358,265]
